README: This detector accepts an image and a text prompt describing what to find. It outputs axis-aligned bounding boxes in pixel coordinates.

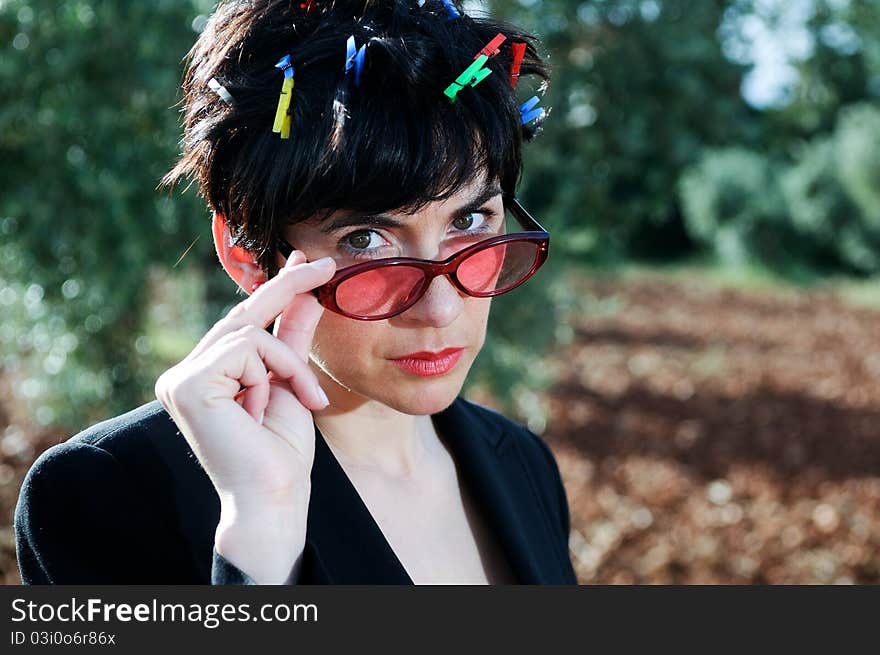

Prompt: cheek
[310,311,380,370]
[467,297,492,346]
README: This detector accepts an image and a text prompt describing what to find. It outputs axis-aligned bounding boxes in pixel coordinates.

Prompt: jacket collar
[301,396,558,584]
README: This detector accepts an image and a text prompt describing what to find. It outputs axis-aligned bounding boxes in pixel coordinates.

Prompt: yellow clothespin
[272,54,295,139]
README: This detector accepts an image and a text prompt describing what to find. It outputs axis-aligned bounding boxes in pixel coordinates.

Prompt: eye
[344,230,379,251]
[337,207,500,260]
[452,210,489,232]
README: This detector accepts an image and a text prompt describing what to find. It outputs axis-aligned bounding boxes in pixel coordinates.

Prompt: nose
[393,272,465,327]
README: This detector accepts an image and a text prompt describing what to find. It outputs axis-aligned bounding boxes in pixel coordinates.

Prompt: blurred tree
[0,0,215,428]
[771,0,878,138]
[678,147,791,268]
[679,103,880,276]
[487,0,760,263]
[782,103,880,274]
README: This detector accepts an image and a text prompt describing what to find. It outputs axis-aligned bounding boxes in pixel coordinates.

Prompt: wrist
[214,499,309,585]
[217,486,310,536]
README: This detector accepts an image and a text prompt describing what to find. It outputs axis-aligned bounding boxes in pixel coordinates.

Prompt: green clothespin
[444,54,493,102]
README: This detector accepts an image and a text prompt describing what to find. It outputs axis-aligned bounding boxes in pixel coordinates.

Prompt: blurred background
[1,0,879,584]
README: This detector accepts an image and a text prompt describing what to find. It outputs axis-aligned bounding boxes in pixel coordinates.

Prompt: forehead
[301,171,501,233]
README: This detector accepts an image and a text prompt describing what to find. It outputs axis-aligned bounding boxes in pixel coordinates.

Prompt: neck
[309,365,441,479]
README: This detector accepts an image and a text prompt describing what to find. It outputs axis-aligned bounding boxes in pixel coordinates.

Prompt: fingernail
[285,250,306,268]
[313,256,335,270]
[317,386,330,407]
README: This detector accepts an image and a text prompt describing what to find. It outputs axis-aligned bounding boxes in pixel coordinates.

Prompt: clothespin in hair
[519,95,545,125]
[444,34,505,102]
[440,0,461,20]
[476,33,507,59]
[444,56,491,102]
[207,77,237,107]
[509,42,526,88]
[344,35,367,88]
[299,0,315,10]
[272,54,296,139]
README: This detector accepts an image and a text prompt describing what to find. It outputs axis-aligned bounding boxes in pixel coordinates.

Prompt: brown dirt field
[1,271,879,584]
[539,272,880,584]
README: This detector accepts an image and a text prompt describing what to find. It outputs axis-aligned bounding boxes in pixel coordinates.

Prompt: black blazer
[14,395,577,584]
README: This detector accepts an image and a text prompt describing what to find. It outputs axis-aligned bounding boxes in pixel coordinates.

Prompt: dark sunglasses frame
[275,193,549,321]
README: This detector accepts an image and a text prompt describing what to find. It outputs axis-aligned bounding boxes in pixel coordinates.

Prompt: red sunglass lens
[335,265,425,317]
[458,240,538,293]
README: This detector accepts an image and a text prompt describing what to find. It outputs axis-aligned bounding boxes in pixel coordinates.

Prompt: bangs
[263,67,520,222]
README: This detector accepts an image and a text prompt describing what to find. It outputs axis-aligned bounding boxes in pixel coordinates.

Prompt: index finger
[235,254,336,330]
[186,252,336,363]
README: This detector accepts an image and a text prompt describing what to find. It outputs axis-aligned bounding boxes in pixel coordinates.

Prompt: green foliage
[835,103,880,228]
[679,148,787,266]
[679,103,880,276]
[0,0,215,427]
[782,103,880,273]
[489,0,758,261]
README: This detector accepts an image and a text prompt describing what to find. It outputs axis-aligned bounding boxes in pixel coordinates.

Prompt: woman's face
[282,173,505,415]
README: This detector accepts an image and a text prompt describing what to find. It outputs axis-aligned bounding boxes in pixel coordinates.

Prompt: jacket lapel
[302,427,413,584]
[431,398,564,584]
[300,396,562,584]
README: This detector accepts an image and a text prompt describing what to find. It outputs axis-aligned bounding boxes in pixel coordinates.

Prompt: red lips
[391,347,463,361]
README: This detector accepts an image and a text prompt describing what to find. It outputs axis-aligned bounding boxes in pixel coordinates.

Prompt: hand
[154,249,337,583]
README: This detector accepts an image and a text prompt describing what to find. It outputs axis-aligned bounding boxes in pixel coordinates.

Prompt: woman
[14,0,575,584]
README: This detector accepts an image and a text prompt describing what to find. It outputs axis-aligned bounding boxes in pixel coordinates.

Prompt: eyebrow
[318,181,503,234]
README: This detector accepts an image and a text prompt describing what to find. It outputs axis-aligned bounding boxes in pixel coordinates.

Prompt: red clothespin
[510,42,526,88]
[300,0,315,11]
[476,33,507,60]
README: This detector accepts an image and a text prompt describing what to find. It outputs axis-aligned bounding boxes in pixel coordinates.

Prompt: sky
[725,0,817,108]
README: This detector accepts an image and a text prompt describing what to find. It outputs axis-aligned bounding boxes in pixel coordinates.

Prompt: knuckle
[226,301,249,321]
[154,373,169,403]
[168,375,201,410]
[237,323,262,338]
[157,366,194,402]
[227,324,264,346]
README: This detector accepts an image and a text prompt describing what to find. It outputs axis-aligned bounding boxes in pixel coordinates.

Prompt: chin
[380,370,467,416]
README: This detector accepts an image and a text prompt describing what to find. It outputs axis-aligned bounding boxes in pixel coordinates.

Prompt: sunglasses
[274,193,549,321]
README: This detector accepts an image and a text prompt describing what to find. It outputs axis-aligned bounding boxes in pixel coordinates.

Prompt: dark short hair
[162,0,551,277]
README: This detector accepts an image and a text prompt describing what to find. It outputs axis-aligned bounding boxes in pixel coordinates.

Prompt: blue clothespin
[519,95,545,125]
[441,0,461,20]
[276,53,295,79]
[345,35,367,87]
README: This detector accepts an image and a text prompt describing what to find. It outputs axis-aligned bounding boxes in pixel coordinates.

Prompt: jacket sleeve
[14,439,258,585]
[211,547,259,585]
[15,440,158,584]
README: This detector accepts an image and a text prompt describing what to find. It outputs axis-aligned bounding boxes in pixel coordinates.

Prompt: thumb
[273,291,325,362]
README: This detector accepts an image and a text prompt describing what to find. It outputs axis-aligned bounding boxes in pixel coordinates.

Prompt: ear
[211,212,266,295]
